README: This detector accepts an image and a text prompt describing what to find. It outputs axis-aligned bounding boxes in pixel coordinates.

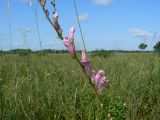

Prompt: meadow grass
[0,53,160,120]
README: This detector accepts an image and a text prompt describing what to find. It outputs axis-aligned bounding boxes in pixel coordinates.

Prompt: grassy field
[0,53,160,120]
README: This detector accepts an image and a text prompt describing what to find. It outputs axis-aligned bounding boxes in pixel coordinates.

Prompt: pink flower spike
[82,49,87,62]
[70,27,75,40]
[82,49,91,75]
[54,11,58,20]
[63,37,75,54]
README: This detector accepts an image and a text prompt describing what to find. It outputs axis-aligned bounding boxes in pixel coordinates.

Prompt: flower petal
[63,37,75,54]
[82,49,87,62]
[70,27,75,40]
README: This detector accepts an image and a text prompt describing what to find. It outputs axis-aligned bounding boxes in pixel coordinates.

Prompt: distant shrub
[139,43,147,50]
[154,41,160,51]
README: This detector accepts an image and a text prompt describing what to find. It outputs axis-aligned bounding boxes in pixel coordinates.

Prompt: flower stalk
[38,0,109,104]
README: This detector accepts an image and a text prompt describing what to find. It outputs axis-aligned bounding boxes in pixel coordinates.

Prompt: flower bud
[70,26,75,40]
[40,0,46,7]
[54,11,58,21]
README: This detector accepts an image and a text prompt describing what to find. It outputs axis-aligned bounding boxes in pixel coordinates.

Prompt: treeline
[0,49,68,54]
[0,49,159,54]
[0,48,159,57]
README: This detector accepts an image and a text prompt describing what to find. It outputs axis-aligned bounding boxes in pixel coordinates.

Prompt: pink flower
[53,11,62,34]
[82,49,87,62]
[81,49,109,93]
[63,37,75,54]
[63,27,76,54]
[70,27,75,40]
[81,49,91,75]
[92,70,109,93]
[54,11,58,20]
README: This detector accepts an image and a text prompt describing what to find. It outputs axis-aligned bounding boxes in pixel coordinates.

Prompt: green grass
[0,53,160,120]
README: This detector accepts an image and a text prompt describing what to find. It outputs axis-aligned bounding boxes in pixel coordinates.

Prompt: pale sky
[0,0,160,51]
